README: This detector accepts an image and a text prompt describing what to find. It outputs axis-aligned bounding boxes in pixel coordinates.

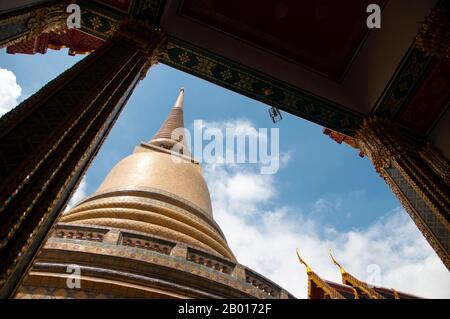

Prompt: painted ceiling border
[175,0,390,84]
[75,1,366,136]
[372,45,434,120]
[67,1,445,139]
[159,36,364,136]
[78,0,122,39]
[78,0,167,37]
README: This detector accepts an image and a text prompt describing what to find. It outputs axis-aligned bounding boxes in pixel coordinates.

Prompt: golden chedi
[16,89,293,299]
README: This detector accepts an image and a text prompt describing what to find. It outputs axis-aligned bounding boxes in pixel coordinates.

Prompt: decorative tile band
[74,2,364,136]
[78,0,166,39]
[67,2,440,138]
[385,166,449,253]
[44,238,281,299]
[79,5,121,39]
[160,37,364,136]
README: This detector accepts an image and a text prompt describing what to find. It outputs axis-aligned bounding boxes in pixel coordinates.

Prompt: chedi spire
[149,88,189,155]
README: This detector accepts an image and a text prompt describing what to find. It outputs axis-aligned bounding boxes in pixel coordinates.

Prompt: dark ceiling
[180,0,386,81]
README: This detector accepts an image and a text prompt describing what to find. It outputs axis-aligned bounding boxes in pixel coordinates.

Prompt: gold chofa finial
[392,288,400,299]
[296,248,312,274]
[329,249,346,274]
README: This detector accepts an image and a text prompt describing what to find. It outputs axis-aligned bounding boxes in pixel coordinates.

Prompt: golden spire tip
[174,88,184,109]
[296,248,312,274]
[329,249,346,274]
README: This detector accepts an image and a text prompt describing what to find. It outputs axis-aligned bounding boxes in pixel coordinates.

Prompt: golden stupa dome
[61,89,235,260]
[96,88,212,216]
[96,147,213,217]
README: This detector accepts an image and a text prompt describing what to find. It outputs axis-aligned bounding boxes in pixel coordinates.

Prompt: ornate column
[0,1,71,49]
[355,116,450,269]
[0,19,166,298]
[415,0,450,60]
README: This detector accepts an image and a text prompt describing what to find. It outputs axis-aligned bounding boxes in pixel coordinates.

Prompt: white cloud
[280,150,293,167]
[192,119,279,173]
[225,173,274,205]
[205,164,275,218]
[312,197,342,214]
[64,176,88,213]
[313,198,332,213]
[203,119,450,299]
[0,68,22,117]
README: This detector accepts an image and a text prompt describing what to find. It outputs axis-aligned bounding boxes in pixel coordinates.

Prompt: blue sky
[0,49,397,231]
[1,48,449,298]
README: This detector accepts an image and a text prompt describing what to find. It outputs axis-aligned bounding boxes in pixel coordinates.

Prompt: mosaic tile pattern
[40,224,293,299]
[160,38,363,136]
[386,166,449,252]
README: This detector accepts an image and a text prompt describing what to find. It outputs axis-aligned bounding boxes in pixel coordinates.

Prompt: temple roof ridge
[296,248,345,299]
[329,250,384,299]
[297,248,421,299]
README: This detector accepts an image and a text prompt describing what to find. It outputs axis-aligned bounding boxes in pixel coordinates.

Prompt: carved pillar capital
[415,0,450,59]
[114,19,167,54]
[26,1,72,39]
[355,116,412,175]
[355,115,450,269]
[0,0,73,49]
[420,141,450,186]
[114,18,167,80]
